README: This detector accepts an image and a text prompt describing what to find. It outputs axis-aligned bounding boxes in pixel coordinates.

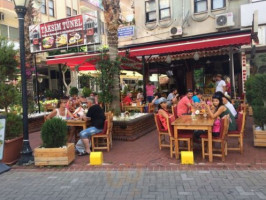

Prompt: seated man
[79,97,105,155]
[123,92,132,105]
[167,88,179,106]
[177,89,194,117]
[192,89,203,103]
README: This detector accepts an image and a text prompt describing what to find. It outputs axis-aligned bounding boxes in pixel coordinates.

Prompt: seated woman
[123,92,133,105]
[157,97,172,130]
[205,94,237,133]
[46,97,75,142]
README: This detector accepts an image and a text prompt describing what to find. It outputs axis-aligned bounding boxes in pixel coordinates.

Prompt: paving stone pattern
[1,170,266,200]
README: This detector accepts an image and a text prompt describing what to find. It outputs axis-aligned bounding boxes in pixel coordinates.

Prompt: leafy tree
[102,0,121,113]
[0,37,18,82]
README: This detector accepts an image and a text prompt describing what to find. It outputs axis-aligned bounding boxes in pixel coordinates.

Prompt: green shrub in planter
[41,118,67,148]
[82,87,92,97]
[5,113,23,140]
[69,87,79,96]
[246,74,266,130]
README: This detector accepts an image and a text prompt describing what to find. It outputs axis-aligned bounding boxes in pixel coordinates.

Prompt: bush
[82,87,92,97]
[41,118,67,148]
[245,74,266,129]
[5,113,23,140]
[69,87,79,96]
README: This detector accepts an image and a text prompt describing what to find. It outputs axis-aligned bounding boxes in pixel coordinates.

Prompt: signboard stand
[0,116,10,174]
[0,163,10,174]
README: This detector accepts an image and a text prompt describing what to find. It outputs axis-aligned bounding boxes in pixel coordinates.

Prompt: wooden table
[171,115,214,162]
[66,119,90,130]
[123,105,145,113]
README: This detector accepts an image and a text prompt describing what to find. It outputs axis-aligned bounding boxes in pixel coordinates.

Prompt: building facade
[118,0,258,97]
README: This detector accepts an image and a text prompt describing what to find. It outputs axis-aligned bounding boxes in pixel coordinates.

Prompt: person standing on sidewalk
[146,81,156,103]
[79,97,105,156]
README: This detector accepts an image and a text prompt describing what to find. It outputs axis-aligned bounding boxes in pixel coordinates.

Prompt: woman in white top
[46,98,75,142]
[214,91,237,117]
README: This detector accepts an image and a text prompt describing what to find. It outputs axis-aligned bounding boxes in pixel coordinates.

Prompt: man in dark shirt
[79,97,105,155]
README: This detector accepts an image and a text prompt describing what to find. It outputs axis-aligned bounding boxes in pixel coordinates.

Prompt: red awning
[46,53,99,66]
[119,32,251,57]
[67,62,96,71]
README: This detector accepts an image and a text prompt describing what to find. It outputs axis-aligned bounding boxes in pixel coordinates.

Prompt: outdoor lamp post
[13,0,34,165]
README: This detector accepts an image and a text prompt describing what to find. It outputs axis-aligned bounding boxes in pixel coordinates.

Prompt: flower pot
[253,125,266,147]
[34,143,75,166]
[2,136,23,165]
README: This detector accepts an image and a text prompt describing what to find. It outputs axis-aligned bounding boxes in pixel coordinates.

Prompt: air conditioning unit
[0,12,4,21]
[215,12,235,29]
[170,26,182,36]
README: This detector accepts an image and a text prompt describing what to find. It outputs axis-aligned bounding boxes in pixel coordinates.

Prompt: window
[73,9,77,16]
[48,0,54,17]
[66,7,71,17]
[0,24,8,38]
[41,0,46,14]
[212,0,225,10]
[194,0,207,13]
[9,27,19,40]
[145,0,156,23]
[159,0,170,20]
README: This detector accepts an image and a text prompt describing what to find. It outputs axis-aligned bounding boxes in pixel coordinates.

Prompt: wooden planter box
[34,143,75,166]
[2,136,23,165]
[253,126,266,147]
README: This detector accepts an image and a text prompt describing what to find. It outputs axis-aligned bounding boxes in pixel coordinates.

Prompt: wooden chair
[201,115,229,161]
[166,116,193,158]
[148,103,155,113]
[227,111,246,154]
[171,105,178,119]
[91,112,113,152]
[154,114,170,150]
[154,114,193,158]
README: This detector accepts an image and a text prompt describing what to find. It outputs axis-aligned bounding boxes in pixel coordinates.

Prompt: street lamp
[13,0,34,165]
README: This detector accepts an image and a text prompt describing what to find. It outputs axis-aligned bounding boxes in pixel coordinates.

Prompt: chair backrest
[104,112,113,135]
[148,103,155,113]
[101,120,108,135]
[154,114,167,132]
[171,105,178,119]
[220,115,229,140]
[238,111,246,134]
[166,115,176,137]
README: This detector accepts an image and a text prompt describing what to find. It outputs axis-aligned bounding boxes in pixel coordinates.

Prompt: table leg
[174,127,179,159]
[207,127,213,162]
[83,124,86,130]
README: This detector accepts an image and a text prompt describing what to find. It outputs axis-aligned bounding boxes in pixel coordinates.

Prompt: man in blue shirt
[192,90,203,103]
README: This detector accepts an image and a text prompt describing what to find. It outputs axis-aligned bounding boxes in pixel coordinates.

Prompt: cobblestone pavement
[1,170,266,200]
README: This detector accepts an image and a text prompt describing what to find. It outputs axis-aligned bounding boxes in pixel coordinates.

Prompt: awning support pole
[229,46,236,99]
[142,56,146,102]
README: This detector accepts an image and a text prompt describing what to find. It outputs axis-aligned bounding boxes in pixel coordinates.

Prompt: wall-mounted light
[165,55,172,63]
[37,77,43,83]
[193,52,200,61]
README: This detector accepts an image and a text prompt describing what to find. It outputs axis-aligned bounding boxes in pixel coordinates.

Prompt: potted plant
[69,87,79,97]
[34,118,75,166]
[1,113,23,165]
[245,74,266,147]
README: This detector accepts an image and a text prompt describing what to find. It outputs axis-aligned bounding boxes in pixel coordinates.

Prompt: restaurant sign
[242,52,247,93]
[0,116,6,161]
[29,12,100,53]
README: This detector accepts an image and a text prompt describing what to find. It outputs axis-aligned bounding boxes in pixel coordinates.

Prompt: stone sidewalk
[1,170,266,200]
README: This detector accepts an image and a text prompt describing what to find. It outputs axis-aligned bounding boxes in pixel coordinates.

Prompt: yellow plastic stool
[90,152,103,165]
[181,151,194,164]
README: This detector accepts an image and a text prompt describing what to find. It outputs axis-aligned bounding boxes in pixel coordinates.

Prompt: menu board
[0,117,6,161]
[29,12,100,53]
